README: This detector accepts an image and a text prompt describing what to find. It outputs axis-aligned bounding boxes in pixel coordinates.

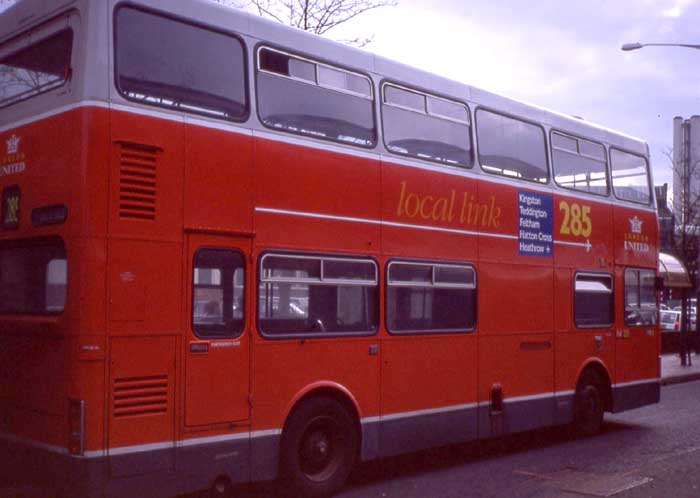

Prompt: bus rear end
[0,1,109,496]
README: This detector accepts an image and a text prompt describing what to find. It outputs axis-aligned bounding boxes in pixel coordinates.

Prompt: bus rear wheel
[573,373,605,436]
[281,397,357,497]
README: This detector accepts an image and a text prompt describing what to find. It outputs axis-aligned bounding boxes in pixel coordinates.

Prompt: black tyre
[573,373,605,436]
[280,397,357,498]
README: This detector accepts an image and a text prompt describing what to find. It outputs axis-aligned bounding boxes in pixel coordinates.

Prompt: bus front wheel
[573,373,605,436]
[280,396,357,497]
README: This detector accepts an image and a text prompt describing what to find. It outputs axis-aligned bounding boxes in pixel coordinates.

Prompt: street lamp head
[621,42,643,51]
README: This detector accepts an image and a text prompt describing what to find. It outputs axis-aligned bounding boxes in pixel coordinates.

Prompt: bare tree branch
[212,0,397,47]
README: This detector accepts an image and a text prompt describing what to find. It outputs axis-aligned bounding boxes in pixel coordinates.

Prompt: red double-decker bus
[0,1,660,497]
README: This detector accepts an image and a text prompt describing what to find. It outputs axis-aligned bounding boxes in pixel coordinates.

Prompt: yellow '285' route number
[559,201,591,238]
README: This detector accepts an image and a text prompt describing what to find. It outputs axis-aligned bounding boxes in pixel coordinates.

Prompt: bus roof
[0,0,650,158]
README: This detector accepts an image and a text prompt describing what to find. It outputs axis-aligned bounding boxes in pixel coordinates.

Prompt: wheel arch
[280,381,363,456]
[575,358,613,412]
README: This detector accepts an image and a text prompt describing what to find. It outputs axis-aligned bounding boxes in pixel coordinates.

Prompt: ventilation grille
[118,143,158,220]
[113,375,168,418]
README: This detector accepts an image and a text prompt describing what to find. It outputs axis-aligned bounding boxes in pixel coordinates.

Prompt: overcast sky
[2,0,698,191]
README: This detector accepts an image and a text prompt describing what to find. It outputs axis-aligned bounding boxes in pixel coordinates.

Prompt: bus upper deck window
[382,83,472,168]
[0,29,73,108]
[610,149,651,204]
[256,47,376,148]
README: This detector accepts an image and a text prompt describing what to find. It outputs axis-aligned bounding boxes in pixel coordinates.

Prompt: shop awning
[659,252,692,288]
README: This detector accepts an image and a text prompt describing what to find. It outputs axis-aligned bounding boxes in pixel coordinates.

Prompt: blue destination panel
[518,190,553,257]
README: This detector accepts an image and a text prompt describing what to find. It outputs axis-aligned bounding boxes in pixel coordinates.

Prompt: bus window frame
[385,258,477,336]
[0,12,77,110]
[379,79,474,169]
[550,129,610,198]
[191,247,247,340]
[608,146,652,206]
[572,270,614,329]
[623,266,658,327]
[253,41,378,150]
[0,236,68,316]
[256,250,379,340]
[475,106,550,185]
[112,4,251,123]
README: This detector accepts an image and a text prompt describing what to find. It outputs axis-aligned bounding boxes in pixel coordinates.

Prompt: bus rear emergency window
[0,29,73,108]
[0,238,67,315]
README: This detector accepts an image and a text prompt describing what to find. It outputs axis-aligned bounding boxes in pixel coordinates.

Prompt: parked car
[660,309,681,332]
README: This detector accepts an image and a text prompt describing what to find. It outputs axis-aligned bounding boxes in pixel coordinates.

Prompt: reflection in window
[476,110,548,183]
[192,249,245,338]
[382,84,472,167]
[0,238,67,314]
[387,261,476,333]
[115,7,248,120]
[624,268,657,326]
[552,132,608,196]
[610,149,650,204]
[257,47,375,147]
[574,273,613,327]
[258,254,377,337]
[0,29,73,108]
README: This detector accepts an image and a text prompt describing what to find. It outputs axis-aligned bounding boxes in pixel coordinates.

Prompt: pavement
[660,351,700,385]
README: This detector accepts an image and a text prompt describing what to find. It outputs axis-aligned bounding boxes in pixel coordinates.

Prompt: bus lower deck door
[185,234,251,427]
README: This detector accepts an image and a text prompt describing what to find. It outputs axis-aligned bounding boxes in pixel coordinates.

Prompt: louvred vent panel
[118,142,158,220]
[113,374,168,418]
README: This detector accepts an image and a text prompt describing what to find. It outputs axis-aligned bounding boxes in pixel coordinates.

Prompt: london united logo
[1,134,26,177]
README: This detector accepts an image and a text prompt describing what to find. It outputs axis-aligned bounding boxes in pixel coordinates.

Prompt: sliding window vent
[117,142,158,221]
[113,374,168,418]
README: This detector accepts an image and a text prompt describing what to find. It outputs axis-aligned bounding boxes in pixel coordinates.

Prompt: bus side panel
[0,334,68,446]
[477,180,555,438]
[108,110,185,242]
[379,334,477,457]
[378,162,479,456]
[108,335,176,477]
[253,137,380,253]
[184,122,254,233]
[380,161,479,259]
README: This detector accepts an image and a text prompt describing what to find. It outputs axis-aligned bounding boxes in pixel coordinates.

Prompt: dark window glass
[0,237,66,314]
[115,7,247,120]
[552,132,608,196]
[624,268,657,326]
[192,249,245,338]
[257,47,375,147]
[259,254,378,337]
[574,273,613,327]
[610,149,651,204]
[0,29,73,108]
[476,109,548,183]
[383,84,472,167]
[387,262,476,333]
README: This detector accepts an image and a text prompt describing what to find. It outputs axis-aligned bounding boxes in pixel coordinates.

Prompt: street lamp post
[621,42,700,51]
